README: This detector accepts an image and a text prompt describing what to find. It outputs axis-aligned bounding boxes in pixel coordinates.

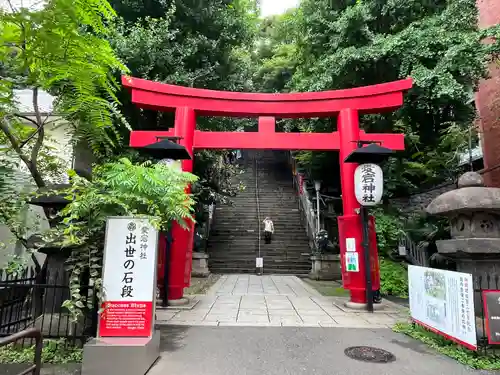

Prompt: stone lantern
[426,171,500,314]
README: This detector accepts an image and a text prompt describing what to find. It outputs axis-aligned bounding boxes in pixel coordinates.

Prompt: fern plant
[45,158,197,319]
[0,0,130,185]
[0,0,130,271]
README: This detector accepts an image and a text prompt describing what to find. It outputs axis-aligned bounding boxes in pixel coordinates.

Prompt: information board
[483,290,500,345]
[408,265,477,350]
[98,217,159,338]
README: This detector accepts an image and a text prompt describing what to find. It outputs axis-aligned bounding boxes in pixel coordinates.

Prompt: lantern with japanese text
[354,163,383,206]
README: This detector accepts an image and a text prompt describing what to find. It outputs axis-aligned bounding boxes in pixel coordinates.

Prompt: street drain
[344,346,396,363]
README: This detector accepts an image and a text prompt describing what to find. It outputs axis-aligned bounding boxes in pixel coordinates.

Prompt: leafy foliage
[0,339,83,364]
[394,323,500,370]
[373,209,404,257]
[259,0,500,196]
[109,0,258,132]
[0,0,130,159]
[403,211,450,244]
[192,151,244,206]
[253,10,299,93]
[106,0,259,247]
[46,158,197,318]
[0,0,131,262]
[379,258,408,298]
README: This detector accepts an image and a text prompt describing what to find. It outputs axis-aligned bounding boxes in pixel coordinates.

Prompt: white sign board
[346,237,356,252]
[408,265,477,350]
[99,217,159,338]
[354,163,383,206]
[256,257,263,268]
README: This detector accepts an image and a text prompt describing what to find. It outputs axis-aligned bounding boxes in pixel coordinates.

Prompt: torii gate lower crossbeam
[124,76,413,307]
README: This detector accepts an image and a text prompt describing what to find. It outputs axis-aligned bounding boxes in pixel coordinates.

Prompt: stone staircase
[207,150,311,274]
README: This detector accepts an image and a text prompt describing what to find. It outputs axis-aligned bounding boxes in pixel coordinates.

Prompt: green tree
[265,0,500,196]
[253,10,299,93]
[0,0,129,261]
[108,0,259,227]
[50,158,197,317]
[109,0,259,131]
[0,0,129,172]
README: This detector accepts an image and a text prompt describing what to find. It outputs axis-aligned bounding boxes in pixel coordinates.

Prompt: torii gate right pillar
[338,108,380,305]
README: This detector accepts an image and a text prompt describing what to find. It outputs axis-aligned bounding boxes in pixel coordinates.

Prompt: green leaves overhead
[108,0,258,212]
[260,0,500,195]
[50,158,197,317]
[0,0,130,157]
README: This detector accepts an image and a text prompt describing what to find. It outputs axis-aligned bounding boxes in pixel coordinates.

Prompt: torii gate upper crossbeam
[123,76,412,118]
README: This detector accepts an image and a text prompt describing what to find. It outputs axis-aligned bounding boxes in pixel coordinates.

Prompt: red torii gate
[123,76,413,306]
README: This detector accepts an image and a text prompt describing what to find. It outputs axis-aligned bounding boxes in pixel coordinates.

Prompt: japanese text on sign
[361,164,376,203]
[354,163,383,207]
[408,266,477,350]
[99,217,159,338]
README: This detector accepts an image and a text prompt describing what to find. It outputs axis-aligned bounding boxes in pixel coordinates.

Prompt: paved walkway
[157,275,407,328]
[148,326,489,375]
[209,274,320,296]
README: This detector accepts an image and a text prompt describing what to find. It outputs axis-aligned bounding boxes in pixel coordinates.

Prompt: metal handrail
[254,153,262,259]
[0,328,42,375]
[288,154,317,250]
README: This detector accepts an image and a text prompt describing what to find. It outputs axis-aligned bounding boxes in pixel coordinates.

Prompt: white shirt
[263,219,274,233]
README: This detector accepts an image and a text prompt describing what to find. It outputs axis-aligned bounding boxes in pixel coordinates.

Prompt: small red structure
[123,76,412,305]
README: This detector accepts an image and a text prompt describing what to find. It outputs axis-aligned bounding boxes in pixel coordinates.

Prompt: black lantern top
[138,138,192,160]
[344,143,394,164]
[28,184,72,208]
[28,169,91,208]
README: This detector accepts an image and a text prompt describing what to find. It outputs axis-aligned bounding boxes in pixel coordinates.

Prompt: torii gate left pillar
[124,76,412,305]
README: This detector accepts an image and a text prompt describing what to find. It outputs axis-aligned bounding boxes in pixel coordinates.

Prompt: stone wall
[392,183,456,213]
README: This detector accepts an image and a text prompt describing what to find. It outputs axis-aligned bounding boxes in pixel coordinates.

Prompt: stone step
[209,269,311,274]
[209,253,310,259]
[209,260,311,268]
[211,237,306,242]
[210,226,306,231]
[208,242,309,247]
[208,240,309,246]
[209,268,310,275]
[207,252,310,259]
[211,228,305,232]
[210,257,310,263]
[208,156,311,275]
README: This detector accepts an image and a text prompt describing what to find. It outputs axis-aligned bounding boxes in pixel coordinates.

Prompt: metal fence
[0,267,97,347]
[399,233,430,267]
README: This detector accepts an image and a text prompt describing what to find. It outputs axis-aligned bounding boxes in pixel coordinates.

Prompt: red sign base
[98,301,153,337]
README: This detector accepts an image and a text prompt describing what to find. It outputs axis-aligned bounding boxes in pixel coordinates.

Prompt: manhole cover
[344,346,396,363]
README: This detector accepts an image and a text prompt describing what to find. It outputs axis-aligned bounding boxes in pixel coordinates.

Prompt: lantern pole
[359,205,373,312]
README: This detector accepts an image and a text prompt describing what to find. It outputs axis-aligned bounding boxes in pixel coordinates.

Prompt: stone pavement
[156,275,408,328]
[147,326,492,375]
